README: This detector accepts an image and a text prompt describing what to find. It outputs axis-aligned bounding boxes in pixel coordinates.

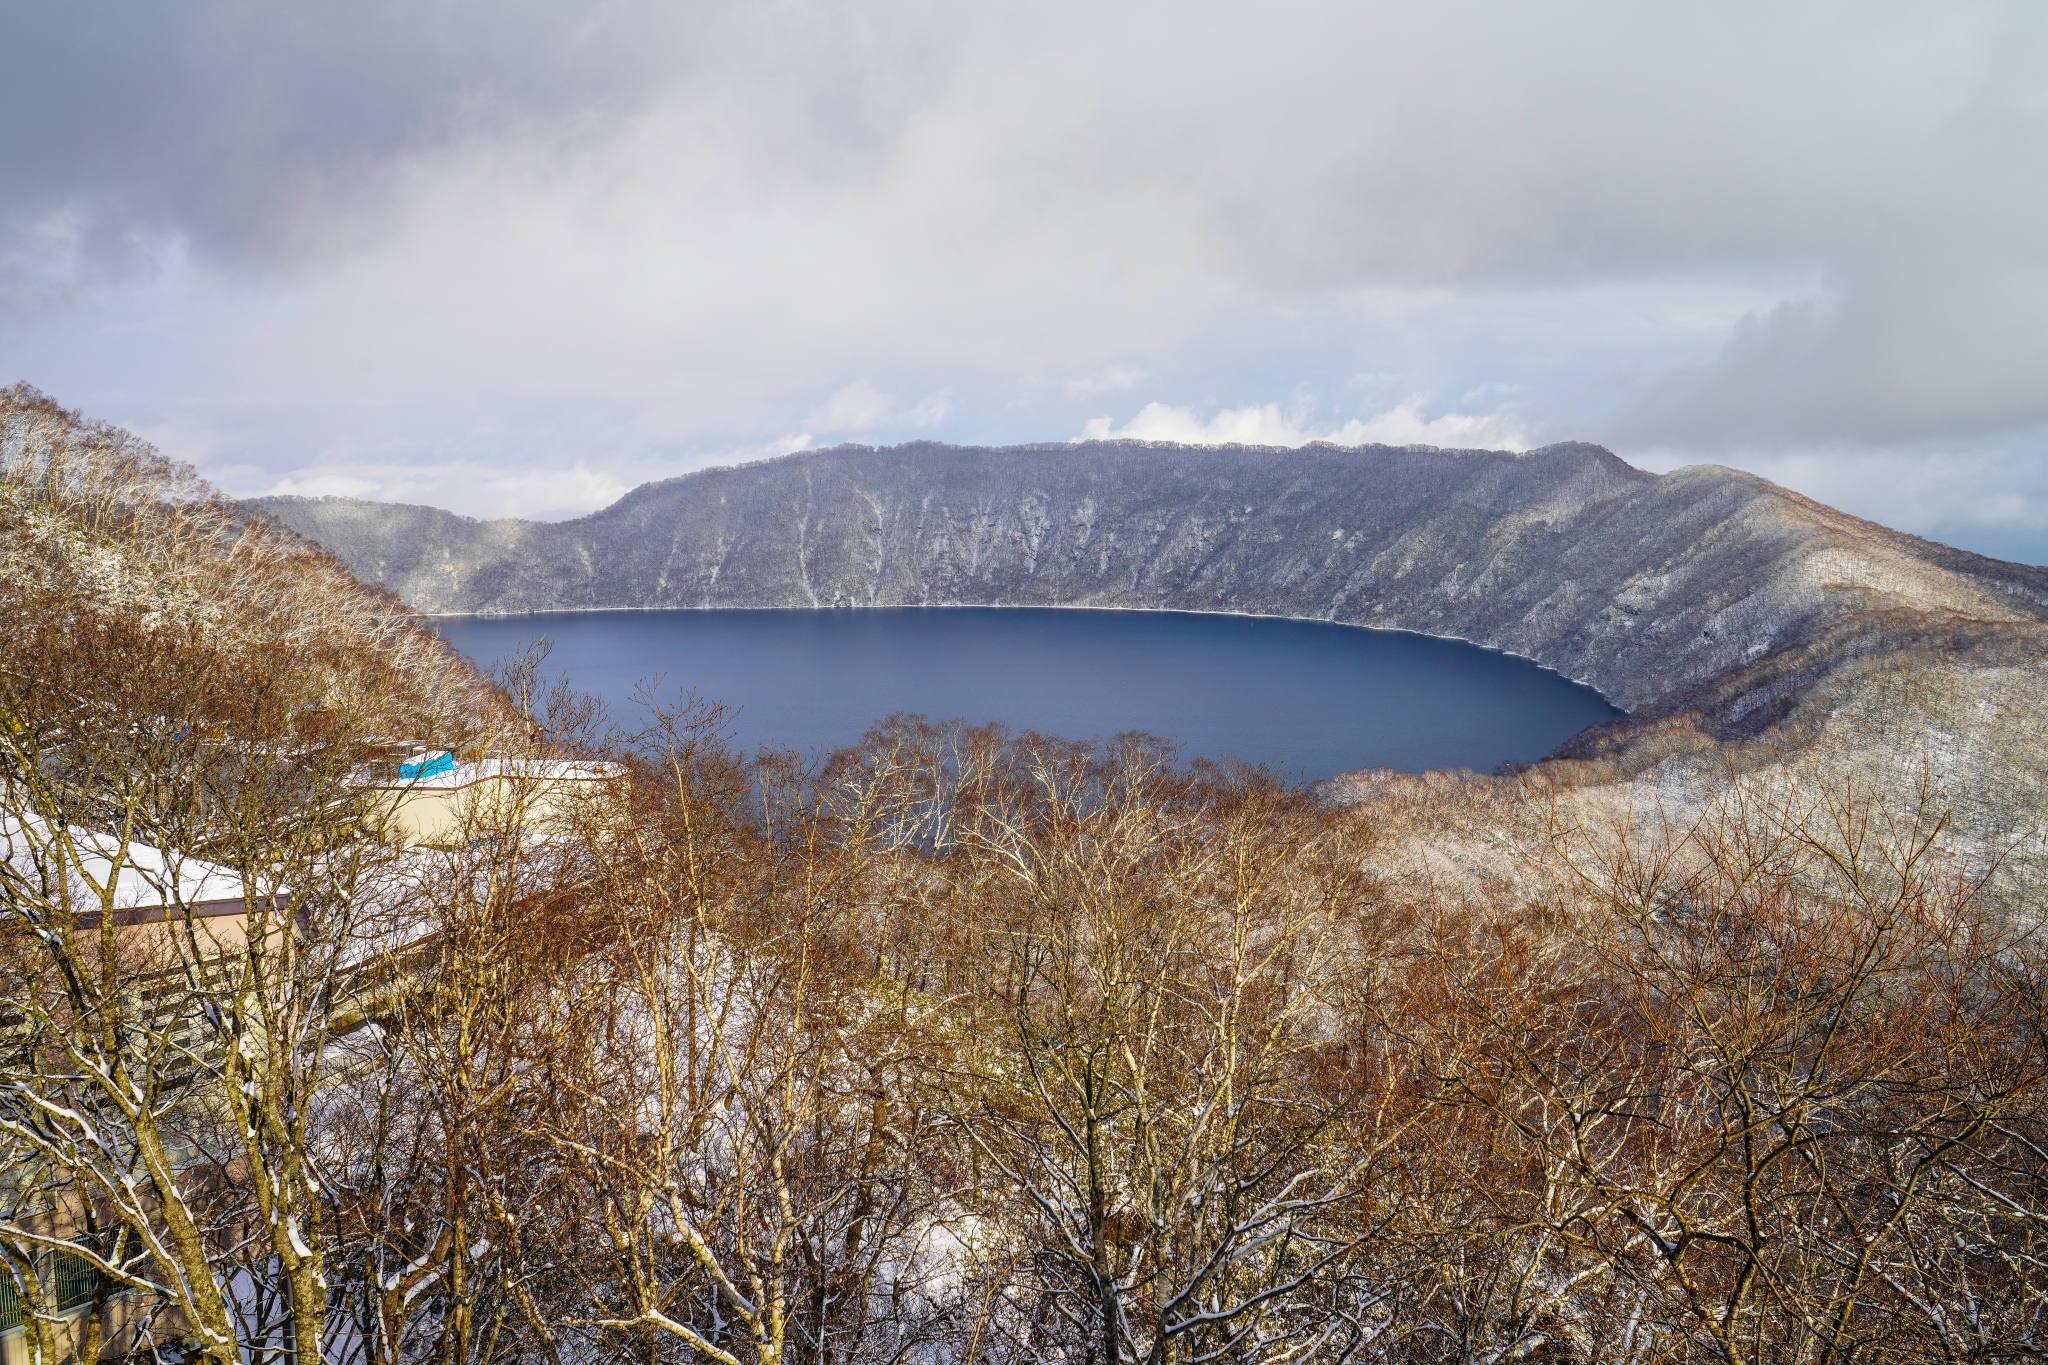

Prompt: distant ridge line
[254,438,2048,721]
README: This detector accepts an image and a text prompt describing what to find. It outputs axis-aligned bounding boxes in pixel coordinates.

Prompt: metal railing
[0,1242,107,1333]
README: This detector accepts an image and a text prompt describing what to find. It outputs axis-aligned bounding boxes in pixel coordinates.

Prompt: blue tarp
[400,750,455,780]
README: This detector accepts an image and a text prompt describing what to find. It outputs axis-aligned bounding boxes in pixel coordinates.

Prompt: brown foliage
[314,711,2048,1365]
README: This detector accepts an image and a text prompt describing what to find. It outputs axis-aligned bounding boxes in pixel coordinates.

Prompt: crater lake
[433,607,1623,782]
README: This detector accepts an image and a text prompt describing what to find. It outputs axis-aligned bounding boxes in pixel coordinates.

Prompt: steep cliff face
[258,439,2048,712]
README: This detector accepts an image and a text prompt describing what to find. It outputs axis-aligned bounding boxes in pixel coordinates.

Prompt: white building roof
[354,758,627,792]
[0,810,248,917]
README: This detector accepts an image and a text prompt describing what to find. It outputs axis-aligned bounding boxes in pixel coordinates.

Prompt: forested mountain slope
[1,384,505,744]
[262,439,2048,713]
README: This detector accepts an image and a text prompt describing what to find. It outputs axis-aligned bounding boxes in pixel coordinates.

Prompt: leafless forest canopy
[7,385,2048,1363]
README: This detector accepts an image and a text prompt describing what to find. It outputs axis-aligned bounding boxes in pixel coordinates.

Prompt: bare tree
[0,594,399,1362]
[318,645,614,1365]
[1382,774,2048,1362]
[876,731,1388,1364]
[497,693,956,1365]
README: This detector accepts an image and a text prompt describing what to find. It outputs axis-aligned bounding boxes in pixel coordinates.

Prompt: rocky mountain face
[258,439,2048,714]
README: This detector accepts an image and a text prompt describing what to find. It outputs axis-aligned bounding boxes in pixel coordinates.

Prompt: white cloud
[906,395,950,427]
[810,381,895,432]
[1338,399,1530,451]
[1067,367,1148,397]
[1080,403,1308,446]
[263,473,379,499]
[806,382,949,433]
[525,462,635,518]
[1079,397,1527,451]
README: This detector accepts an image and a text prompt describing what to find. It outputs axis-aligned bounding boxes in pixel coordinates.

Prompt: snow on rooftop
[0,810,246,913]
[352,758,627,791]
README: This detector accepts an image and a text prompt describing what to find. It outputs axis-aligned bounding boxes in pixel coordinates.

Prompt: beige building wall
[362,761,625,846]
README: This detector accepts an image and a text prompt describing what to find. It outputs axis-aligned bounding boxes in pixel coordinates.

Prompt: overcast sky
[3,3,2045,557]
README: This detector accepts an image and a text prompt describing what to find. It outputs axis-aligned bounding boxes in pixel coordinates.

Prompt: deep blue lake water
[434,608,1622,783]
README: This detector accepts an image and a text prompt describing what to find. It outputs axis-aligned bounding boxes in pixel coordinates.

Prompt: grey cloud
[1594,13,2048,446]
[14,3,2033,288]
[970,4,2048,447]
[0,1,703,301]
[1608,251,2048,446]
